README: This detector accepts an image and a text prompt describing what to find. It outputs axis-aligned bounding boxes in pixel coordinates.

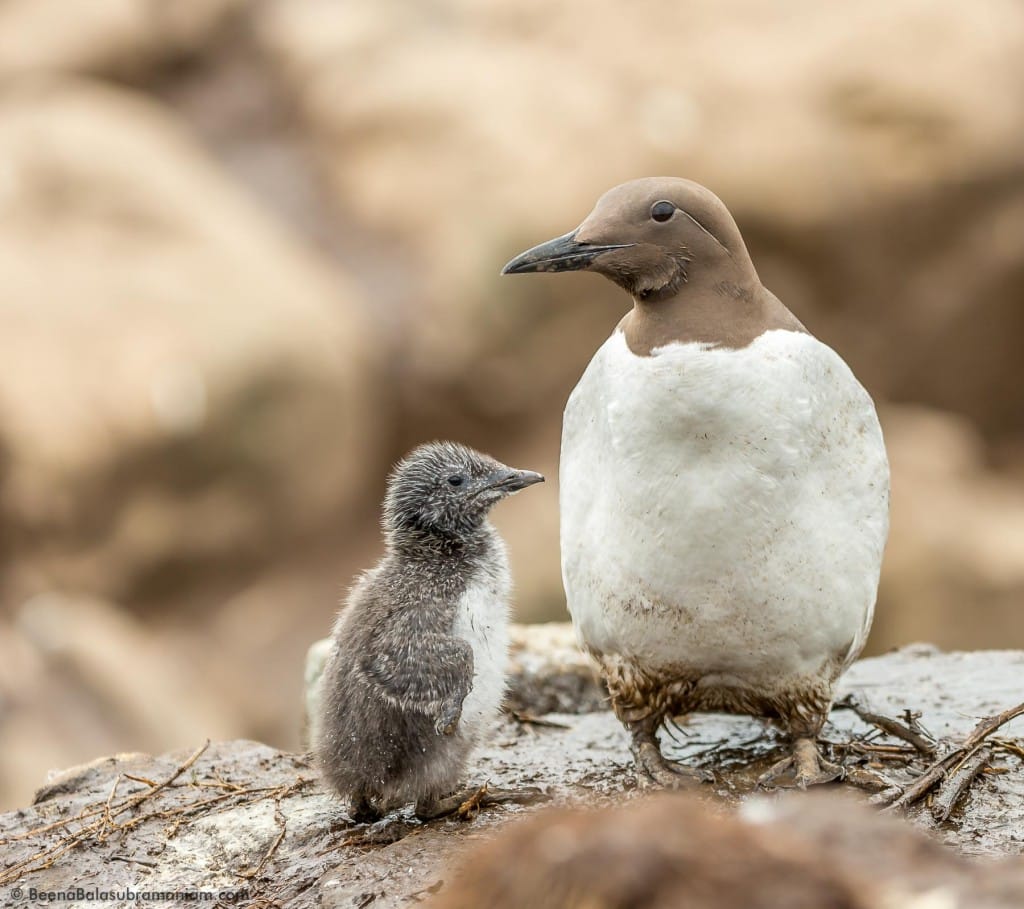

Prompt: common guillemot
[503,177,889,787]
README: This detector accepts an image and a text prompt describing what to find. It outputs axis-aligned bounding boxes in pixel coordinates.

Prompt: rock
[837,647,1024,857]
[0,595,241,813]
[433,793,1024,909]
[5,639,1006,908]
[877,406,1024,652]
[0,79,383,609]
[745,794,1024,909]
[252,0,1024,432]
[436,790,1024,904]
[505,623,606,714]
[0,0,244,80]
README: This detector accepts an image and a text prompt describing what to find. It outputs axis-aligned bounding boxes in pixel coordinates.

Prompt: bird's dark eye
[650,200,675,223]
[447,475,465,487]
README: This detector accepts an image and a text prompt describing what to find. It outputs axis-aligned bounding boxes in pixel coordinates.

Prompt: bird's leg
[627,714,714,789]
[792,736,843,787]
[349,793,384,824]
[758,736,843,789]
[414,784,550,821]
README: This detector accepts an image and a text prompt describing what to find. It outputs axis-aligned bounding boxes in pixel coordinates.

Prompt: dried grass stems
[834,697,1024,820]
[0,741,314,887]
[507,709,572,730]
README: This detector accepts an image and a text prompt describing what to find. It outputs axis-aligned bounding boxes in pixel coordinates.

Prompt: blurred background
[0,0,1022,810]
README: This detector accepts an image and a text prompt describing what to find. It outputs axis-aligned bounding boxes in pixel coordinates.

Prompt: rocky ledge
[1,628,1022,908]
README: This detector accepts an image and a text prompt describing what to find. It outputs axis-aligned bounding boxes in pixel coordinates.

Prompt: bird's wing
[358,634,474,731]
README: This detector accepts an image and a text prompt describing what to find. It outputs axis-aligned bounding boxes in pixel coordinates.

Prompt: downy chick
[314,441,544,819]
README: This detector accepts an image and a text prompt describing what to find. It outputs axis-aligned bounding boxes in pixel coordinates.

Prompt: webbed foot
[758,737,843,789]
[630,725,714,789]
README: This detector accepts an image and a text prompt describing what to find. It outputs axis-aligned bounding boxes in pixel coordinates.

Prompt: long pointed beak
[501,231,633,275]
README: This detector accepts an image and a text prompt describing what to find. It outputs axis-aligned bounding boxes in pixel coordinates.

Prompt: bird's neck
[619,274,805,356]
[387,524,492,566]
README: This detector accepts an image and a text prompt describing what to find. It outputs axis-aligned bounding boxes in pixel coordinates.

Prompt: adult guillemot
[503,177,889,787]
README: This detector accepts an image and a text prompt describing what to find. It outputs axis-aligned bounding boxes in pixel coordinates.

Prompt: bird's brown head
[501,177,758,304]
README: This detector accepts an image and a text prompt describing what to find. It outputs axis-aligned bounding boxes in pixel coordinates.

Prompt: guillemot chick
[314,441,544,820]
[502,178,889,788]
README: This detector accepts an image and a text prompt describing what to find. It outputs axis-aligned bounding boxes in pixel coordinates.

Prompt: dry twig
[0,741,209,885]
[508,709,571,729]
[835,696,936,756]
[456,784,489,820]
[0,741,315,888]
[931,746,992,822]
[879,701,1024,812]
[238,801,288,880]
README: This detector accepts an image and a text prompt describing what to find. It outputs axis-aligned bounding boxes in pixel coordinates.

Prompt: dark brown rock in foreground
[431,793,1024,909]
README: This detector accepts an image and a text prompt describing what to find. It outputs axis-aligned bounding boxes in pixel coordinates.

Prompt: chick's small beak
[483,468,545,493]
[501,231,633,275]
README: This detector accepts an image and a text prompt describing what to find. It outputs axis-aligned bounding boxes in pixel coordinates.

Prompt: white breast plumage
[560,328,889,699]
[451,545,511,737]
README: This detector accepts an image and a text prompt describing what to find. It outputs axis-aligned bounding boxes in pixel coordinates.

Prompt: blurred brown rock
[877,406,1024,651]
[0,594,237,807]
[0,79,383,609]
[253,0,1024,433]
[0,0,244,79]
[506,621,606,714]
[432,793,1024,909]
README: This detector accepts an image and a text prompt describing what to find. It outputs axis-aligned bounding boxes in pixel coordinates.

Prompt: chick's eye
[447,475,464,487]
[650,200,675,222]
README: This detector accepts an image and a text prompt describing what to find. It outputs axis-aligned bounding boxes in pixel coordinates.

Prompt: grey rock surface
[1,636,1022,908]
